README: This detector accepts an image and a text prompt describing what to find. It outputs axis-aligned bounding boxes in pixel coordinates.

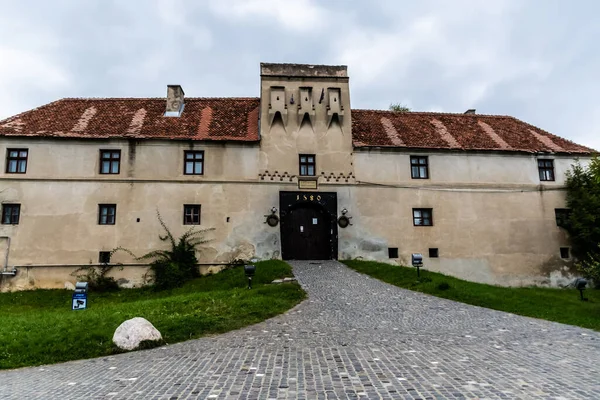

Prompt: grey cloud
[0,0,598,149]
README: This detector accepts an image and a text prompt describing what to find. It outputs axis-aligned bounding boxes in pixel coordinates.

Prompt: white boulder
[64,281,75,290]
[112,317,162,351]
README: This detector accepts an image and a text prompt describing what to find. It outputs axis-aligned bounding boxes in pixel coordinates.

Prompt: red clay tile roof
[0,98,260,142]
[351,110,594,154]
[0,98,594,154]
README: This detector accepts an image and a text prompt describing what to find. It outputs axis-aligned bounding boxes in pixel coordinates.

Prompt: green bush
[437,282,450,291]
[578,246,600,288]
[115,211,213,290]
[566,157,600,260]
[150,261,185,290]
[72,264,121,292]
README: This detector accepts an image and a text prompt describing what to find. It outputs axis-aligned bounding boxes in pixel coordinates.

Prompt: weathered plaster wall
[0,135,590,291]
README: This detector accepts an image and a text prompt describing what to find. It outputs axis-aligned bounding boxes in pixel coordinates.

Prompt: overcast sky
[0,0,598,150]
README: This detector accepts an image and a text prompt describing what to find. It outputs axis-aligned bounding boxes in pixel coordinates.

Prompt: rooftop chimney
[165,85,185,117]
[464,109,476,114]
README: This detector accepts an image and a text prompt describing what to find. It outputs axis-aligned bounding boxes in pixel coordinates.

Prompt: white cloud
[0,11,69,118]
[0,0,598,150]
[208,0,328,33]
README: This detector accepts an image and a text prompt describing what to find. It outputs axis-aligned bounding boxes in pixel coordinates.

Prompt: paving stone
[1,260,599,399]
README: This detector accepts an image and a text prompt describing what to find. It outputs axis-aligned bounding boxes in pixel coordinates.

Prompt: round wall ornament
[338,215,350,228]
[266,214,280,227]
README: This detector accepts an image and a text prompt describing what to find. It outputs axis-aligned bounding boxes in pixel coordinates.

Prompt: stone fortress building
[0,63,594,291]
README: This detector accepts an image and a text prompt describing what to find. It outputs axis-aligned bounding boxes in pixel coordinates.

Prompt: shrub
[437,282,451,291]
[72,264,121,292]
[114,211,214,290]
[577,245,600,288]
[565,157,600,260]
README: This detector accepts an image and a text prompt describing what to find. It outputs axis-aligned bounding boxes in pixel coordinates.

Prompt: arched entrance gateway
[279,191,338,260]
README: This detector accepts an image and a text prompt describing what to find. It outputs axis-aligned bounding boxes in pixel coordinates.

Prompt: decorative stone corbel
[268,87,288,127]
[326,87,344,129]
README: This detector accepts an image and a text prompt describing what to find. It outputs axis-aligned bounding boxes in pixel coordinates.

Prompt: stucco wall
[0,139,586,291]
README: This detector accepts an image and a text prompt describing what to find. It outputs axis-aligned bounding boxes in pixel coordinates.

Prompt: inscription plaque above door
[298,179,317,190]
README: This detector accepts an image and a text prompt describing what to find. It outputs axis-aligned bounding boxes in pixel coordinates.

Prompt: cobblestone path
[1,260,599,399]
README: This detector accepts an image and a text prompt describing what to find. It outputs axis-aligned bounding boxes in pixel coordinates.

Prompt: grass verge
[0,260,305,369]
[342,260,600,331]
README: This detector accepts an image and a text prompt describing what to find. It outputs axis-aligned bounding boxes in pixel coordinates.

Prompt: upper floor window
[184,151,204,175]
[183,204,201,225]
[1,203,20,225]
[6,149,28,174]
[410,156,429,179]
[538,159,555,181]
[413,208,433,226]
[98,204,116,225]
[299,154,316,176]
[100,150,121,174]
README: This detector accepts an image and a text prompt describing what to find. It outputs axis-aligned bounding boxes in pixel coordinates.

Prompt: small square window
[560,247,570,259]
[429,248,439,258]
[99,251,111,264]
[538,159,555,181]
[410,156,429,179]
[98,204,116,225]
[100,150,121,174]
[413,208,433,226]
[388,247,398,259]
[6,149,28,174]
[184,151,204,175]
[183,204,201,225]
[555,208,571,228]
[299,154,316,176]
[1,204,20,225]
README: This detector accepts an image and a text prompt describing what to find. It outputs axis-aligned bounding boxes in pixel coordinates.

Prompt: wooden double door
[282,205,332,260]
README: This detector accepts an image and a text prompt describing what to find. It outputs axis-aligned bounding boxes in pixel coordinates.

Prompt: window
[183,204,201,225]
[560,247,570,259]
[388,247,398,259]
[98,204,116,225]
[538,159,555,181]
[410,156,429,179]
[299,154,316,176]
[429,248,439,258]
[413,208,433,226]
[555,208,571,228]
[99,251,111,264]
[1,204,20,225]
[100,150,121,174]
[6,149,28,173]
[184,151,204,175]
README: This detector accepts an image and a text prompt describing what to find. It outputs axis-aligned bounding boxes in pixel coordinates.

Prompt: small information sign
[72,292,87,310]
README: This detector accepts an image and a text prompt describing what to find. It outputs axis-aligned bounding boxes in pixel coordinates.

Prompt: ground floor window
[413,208,433,226]
[1,204,20,224]
[184,204,201,225]
[98,204,116,225]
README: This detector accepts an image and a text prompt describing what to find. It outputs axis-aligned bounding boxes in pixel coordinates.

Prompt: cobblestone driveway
[1,260,600,399]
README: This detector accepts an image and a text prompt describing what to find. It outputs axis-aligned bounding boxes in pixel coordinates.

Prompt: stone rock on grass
[113,317,162,351]
[64,281,75,290]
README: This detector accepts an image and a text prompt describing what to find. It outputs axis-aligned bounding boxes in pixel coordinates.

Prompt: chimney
[464,109,476,114]
[165,85,185,116]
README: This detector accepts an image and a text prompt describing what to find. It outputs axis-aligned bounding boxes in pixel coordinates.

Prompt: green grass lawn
[342,260,600,331]
[0,260,305,370]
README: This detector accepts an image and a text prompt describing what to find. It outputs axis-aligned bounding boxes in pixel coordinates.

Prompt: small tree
[565,156,600,283]
[389,103,411,112]
[114,211,214,290]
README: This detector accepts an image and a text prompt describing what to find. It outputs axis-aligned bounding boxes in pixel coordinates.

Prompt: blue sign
[72,292,87,310]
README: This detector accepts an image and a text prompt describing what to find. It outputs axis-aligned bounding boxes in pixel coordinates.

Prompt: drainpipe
[0,236,17,276]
